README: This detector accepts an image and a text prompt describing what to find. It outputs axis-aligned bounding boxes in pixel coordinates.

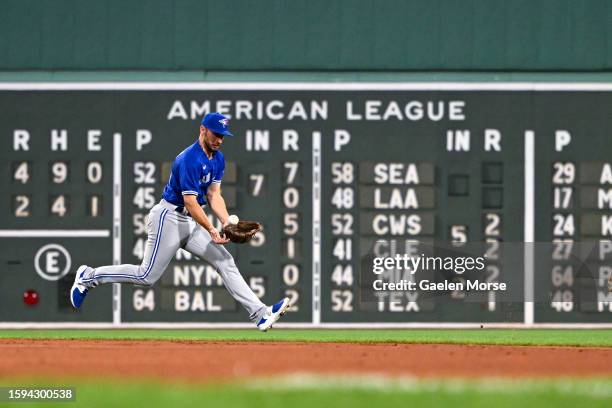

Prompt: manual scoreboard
[0,84,610,325]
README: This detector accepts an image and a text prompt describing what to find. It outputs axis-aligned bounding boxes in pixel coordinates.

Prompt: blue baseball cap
[201,112,234,137]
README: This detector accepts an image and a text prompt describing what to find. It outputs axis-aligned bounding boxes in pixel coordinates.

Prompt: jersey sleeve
[212,156,225,184]
[179,159,200,196]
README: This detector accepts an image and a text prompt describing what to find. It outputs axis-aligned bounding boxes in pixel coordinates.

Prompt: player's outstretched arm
[183,194,229,244]
[206,183,230,227]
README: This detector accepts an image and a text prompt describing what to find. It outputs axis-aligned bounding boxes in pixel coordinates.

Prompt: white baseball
[228,215,239,225]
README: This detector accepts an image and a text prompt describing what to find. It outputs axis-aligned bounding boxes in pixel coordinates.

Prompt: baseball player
[70,112,290,331]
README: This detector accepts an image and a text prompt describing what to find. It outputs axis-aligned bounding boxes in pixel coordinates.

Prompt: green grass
[2,330,608,406]
[3,377,611,408]
[0,329,610,346]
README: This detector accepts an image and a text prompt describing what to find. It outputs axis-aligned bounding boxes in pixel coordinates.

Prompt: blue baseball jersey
[162,140,225,206]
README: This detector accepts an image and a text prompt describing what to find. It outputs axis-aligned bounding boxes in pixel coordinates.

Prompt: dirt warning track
[1,340,610,381]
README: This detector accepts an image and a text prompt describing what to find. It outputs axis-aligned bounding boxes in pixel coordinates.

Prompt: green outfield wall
[1,0,612,72]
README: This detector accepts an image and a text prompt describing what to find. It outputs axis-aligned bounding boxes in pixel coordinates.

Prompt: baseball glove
[223,220,263,244]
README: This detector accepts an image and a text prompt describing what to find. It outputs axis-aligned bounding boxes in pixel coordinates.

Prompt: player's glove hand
[222,220,263,244]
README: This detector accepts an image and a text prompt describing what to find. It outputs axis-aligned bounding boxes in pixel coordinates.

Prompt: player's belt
[159,199,189,216]
[174,206,189,216]
[159,199,205,217]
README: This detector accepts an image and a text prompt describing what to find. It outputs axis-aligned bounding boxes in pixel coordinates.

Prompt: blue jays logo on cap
[201,112,234,137]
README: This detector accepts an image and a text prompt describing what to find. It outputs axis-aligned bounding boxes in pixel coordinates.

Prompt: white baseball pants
[80,199,266,321]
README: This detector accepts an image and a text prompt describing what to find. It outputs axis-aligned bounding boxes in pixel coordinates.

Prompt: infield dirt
[1,340,611,381]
